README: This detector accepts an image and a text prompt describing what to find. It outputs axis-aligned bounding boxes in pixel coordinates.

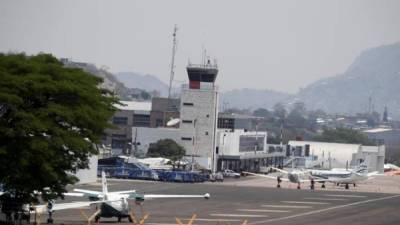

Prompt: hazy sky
[1,0,400,93]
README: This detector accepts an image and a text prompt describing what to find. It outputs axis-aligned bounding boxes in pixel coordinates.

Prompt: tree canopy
[147,139,185,161]
[312,127,375,145]
[0,53,117,204]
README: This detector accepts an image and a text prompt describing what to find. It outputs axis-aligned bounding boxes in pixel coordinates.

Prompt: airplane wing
[73,189,102,195]
[33,199,115,214]
[66,189,104,198]
[367,171,381,176]
[243,172,289,182]
[109,190,136,195]
[269,167,289,174]
[143,193,210,200]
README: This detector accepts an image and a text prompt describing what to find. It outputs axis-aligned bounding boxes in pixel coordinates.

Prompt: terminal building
[288,140,385,172]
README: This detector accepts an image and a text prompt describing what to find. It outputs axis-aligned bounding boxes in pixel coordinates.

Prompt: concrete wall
[179,85,219,170]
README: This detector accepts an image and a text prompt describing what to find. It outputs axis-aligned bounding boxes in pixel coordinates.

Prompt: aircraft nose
[204,193,210,199]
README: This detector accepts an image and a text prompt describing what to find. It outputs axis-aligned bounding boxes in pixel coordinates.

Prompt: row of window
[112,114,150,127]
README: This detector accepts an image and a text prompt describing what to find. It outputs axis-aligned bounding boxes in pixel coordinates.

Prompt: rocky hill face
[115,72,170,97]
[295,42,400,119]
[61,59,151,101]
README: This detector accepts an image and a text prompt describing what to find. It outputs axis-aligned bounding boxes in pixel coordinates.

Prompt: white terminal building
[288,140,385,173]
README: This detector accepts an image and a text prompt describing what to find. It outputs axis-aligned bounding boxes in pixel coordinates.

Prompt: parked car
[222,169,241,178]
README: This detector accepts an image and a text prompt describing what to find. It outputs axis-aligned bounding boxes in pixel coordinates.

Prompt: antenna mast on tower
[168,25,178,101]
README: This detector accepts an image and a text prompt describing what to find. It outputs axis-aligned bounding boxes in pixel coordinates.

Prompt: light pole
[192,118,197,172]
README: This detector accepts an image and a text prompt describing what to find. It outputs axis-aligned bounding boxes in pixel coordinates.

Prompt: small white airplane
[1,172,210,224]
[63,171,210,223]
[245,164,378,190]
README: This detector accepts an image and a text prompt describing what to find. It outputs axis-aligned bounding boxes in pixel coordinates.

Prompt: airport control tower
[179,59,219,172]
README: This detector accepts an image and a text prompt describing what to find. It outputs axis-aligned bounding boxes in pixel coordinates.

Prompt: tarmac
[49,175,400,225]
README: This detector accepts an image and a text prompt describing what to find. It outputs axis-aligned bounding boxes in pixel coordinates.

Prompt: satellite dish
[167,118,180,127]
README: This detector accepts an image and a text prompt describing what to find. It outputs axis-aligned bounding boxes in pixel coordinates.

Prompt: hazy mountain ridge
[115,72,170,97]
[109,42,400,119]
[220,88,292,110]
[296,42,400,119]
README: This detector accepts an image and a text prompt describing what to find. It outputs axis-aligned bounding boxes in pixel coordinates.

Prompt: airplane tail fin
[354,163,368,175]
[102,171,108,194]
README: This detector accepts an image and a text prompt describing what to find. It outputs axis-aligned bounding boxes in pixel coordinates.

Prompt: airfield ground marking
[237,209,290,213]
[249,194,400,225]
[176,213,196,225]
[210,214,269,218]
[183,218,241,222]
[261,205,313,209]
[304,197,347,201]
[324,194,367,198]
[281,201,330,205]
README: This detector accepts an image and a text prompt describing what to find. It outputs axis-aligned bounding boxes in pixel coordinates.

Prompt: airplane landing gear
[47,211,53,224]
[310,179,315,190]
[353,183,356,187]
[297,183,301,189]
[321,182,326,188]
[345,183,350,189]
[277,177,282,188]
[95,215,100,223]
[118,216,122,222]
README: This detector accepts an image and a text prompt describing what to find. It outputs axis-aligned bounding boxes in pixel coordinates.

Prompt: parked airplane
[245,164,378,190]
[64,171,210,223]
[1,172,210,224]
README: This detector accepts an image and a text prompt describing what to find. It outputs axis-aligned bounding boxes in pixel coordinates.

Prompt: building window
[183,102,194,106]
[182,120,193,124]
[239,135,264,152]
[113,116,128,125]
[155,119,163,127]
[181,137,192,141]
[133,114,150,127]
[111,134,126,149]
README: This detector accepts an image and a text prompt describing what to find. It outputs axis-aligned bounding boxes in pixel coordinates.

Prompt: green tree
[147,139,185,161]
[312,128,375,145]
[287,102,307,128]
[273,103,287,121]
[0,53,117,205]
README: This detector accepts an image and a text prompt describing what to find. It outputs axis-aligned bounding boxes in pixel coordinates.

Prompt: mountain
[61,59,151,101]
[295,42,400,119]
[115,72,170,97]
[220,88,292,110]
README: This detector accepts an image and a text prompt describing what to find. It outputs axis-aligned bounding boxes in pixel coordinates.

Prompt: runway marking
[249,194,400,225]
[281,201,330,205]
[147,223,198,225]
[238,209,290,213]
[324,194,367,198]
[184,218,241,222]
[304,197,347,201]
[210,214,269,218]
[261,205,313,209]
